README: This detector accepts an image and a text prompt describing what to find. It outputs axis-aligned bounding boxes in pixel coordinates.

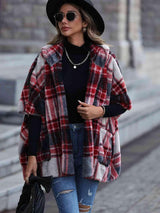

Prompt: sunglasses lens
[55,12,76,22]
[55,13,63,22]
[66,12,76,21]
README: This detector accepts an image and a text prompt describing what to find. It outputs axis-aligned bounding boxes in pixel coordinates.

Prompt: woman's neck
[67,36,85,47]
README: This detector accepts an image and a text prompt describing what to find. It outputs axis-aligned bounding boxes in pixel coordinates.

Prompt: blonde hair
[48,4,105,45]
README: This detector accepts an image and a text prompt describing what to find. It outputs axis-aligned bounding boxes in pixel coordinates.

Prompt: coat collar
[43,42,108,68]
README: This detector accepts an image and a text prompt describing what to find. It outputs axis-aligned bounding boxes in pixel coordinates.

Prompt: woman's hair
[48,4,105,45]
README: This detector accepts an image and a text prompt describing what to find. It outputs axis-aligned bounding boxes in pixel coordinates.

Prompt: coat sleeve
[18,53,46,116]
[110,57,132,110]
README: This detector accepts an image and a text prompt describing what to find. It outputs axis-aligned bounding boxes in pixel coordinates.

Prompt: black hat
[46,0,105,35]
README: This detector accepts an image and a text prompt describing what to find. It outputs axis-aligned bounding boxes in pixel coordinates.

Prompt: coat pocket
[98,128,113,167]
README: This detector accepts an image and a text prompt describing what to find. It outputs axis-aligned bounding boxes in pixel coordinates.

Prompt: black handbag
[16,175,52,213]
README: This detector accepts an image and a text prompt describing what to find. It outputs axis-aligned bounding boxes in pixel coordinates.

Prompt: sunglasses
[54,11,78,22]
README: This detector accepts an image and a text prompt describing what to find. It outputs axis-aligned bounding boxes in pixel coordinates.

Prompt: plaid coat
[18,42,131,183]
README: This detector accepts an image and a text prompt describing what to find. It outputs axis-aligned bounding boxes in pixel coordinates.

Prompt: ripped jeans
[51,123,99,213]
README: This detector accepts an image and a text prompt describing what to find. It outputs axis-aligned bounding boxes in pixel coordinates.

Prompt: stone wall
[0,0,55,52]
[141,0,160,47]
[94,0,131,67]
[96,0,143,68]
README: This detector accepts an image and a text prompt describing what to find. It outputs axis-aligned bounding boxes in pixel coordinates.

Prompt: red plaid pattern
[18,43,131,182]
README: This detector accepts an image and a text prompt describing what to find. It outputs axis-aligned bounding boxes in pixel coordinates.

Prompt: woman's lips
[61,27,70,31]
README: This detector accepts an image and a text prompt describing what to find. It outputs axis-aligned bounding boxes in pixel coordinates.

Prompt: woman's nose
[61,16,68,23]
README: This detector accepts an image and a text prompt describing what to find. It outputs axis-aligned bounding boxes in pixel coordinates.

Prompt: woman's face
[57,4,87,43]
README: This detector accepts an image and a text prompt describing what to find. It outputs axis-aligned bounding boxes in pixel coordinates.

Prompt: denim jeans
[52,123,99,213]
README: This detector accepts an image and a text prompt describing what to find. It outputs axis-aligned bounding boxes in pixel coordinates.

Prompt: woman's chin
[61,30,72,37]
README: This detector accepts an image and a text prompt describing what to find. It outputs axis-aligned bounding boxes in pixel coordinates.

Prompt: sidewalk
[92,144,160,213]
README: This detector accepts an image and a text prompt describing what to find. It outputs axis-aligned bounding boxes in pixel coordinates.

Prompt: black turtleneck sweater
[27,40,126,156]
[62,40,90,123]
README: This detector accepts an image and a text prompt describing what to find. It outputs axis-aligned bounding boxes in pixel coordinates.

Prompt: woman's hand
[77,100,104,120]
[25,156,37,183]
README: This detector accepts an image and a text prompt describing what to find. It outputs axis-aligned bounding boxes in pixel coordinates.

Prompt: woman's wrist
[100,106,105,117]
[28,155,36,159]
[97,106,105,118]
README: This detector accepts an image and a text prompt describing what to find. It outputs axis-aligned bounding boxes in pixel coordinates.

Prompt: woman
[18,0,132,212]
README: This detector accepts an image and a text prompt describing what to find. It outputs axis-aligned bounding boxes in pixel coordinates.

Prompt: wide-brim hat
[46,0,105,35]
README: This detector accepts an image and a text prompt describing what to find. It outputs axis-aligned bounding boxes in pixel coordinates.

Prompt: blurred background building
[0,0,160,65]
[0,0,160,212]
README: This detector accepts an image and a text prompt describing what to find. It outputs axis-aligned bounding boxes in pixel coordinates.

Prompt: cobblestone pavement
[2,126,160,213]
[92,144,160,213]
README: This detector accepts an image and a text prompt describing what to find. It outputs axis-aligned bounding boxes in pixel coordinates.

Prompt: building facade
[0,0,159,68]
